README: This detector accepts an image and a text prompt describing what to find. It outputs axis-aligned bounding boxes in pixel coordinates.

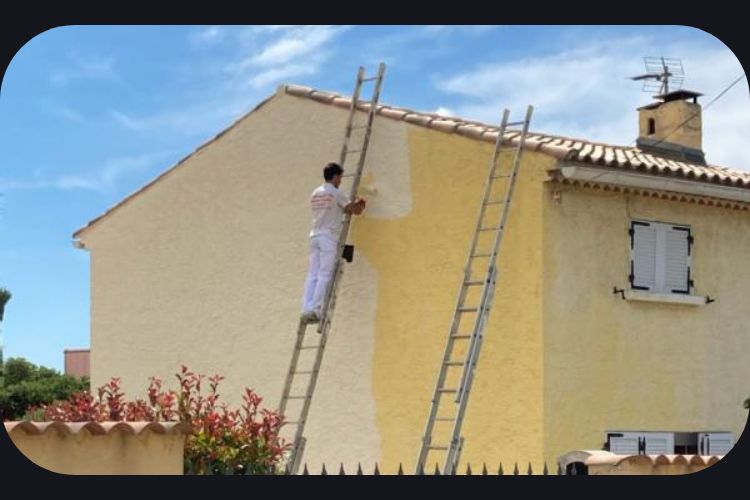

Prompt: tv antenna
[630,57,684,96]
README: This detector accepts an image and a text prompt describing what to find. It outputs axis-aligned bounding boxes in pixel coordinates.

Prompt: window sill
[624,290,707,306]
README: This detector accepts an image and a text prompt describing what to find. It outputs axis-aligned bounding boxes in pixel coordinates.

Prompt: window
[629,220,693,294]
[606,431,734,455]
[648,118,656,135]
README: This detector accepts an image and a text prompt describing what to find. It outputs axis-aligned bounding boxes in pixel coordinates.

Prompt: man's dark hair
[323,162,344,181]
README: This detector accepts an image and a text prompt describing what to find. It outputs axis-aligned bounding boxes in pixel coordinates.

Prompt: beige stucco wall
[638,100,702,151]
[78,92,414,471]
[8,427,185,475]
[542,182,750,464]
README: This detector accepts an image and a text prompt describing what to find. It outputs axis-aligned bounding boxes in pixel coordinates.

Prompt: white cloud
[111,25,348,138]
[49,105,84,123]
[226,25,345,74]
[50,53,118,86]
[435,36,750,170]
[0,150,178,192]
[190,25,225,46]
[435,107,455,117]
[362,25,500,66]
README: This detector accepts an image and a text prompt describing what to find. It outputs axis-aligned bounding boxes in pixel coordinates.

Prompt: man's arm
[344,197,366,215]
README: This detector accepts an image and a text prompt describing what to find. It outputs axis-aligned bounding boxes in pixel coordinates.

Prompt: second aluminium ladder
[278,63,386,475]
[415,105,534,475]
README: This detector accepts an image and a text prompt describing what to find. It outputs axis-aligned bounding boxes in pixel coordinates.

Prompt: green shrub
[0,357,88,420]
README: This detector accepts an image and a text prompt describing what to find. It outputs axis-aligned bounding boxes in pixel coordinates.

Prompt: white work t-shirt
[309,182,350,239]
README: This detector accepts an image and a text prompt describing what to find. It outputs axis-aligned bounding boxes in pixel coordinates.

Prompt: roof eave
[557,162,750,204]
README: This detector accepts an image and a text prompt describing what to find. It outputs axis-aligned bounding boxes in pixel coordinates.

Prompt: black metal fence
[186,461,577,475]
[291,461,566,475]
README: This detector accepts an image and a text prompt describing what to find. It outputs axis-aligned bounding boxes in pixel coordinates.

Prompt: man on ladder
[301,162,367,324]
[280,63,385,474]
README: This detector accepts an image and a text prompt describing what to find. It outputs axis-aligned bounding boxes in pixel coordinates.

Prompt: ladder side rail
[414,110,510,474]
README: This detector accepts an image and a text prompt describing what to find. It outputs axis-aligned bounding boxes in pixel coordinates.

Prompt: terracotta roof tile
[280,84,750,189]
[72,83,750,239]
[584,453,723,467]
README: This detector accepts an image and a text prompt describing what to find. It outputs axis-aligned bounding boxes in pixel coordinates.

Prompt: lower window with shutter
[630,220,692,294]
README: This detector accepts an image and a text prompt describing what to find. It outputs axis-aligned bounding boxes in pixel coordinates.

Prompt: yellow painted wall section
[542,183,750,464]
[353,128,554,473]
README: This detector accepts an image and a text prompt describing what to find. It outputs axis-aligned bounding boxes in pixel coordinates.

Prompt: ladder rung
[479,226,499,231]
[350,125,369,130]
[443,361,464,366]
[472,253,492,258]
[427,445,449,450]
[345,149,363,154]
[341,174,357,178]
[434,417,456,422]
[361,76,378,82]
[458,307,477,312]
[438,388,458,393]
[286,395,308,400]
[464,280,484,286]
[293,370,315,375]
[451,334,471,339]
[491,175,510,179]
[485,200,503,205]
[299,345,320,350]
[506,120,526,126]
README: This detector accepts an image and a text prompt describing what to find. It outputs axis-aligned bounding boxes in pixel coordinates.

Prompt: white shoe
[300,311,320,324]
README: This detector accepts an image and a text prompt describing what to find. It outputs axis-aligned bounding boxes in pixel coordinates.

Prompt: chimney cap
[654,89,703,102]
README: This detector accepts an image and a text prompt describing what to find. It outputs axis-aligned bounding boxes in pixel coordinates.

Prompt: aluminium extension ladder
[415,105,534,475]
[278,63,386,475]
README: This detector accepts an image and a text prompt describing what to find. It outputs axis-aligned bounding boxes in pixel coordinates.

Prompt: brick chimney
[637,90,705,164]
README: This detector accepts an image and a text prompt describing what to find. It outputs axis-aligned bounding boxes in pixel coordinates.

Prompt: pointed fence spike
[303,463,309,475]
[466,463,473,475]
[398,463,404,475]
[339,463,346,475]
[357,463,363,475]
[513,463,519,475]
[543,462,549,475]
[482,463,488,475]
[498,462,504,475]
[374,462,381,475]
[528,462,533,475]
[321,463,328,475]
[434,463,441,475]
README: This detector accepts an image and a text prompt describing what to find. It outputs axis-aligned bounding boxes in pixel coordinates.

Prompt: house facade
[73,84,750,472]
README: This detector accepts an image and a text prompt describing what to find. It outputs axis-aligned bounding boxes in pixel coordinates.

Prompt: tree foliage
[0,357,89,420]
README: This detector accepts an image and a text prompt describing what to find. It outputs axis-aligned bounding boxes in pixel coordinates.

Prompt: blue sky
[0,25,747,371]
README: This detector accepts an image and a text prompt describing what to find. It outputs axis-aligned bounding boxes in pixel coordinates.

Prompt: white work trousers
[302,234,339,314]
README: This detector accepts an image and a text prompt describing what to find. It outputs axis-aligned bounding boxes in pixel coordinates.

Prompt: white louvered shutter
[609,433,639,455]
[631,221,692,294]
[631,223,657,290]
[702,433,734,455]
[665,226,690,293]
[643,432,674,454]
